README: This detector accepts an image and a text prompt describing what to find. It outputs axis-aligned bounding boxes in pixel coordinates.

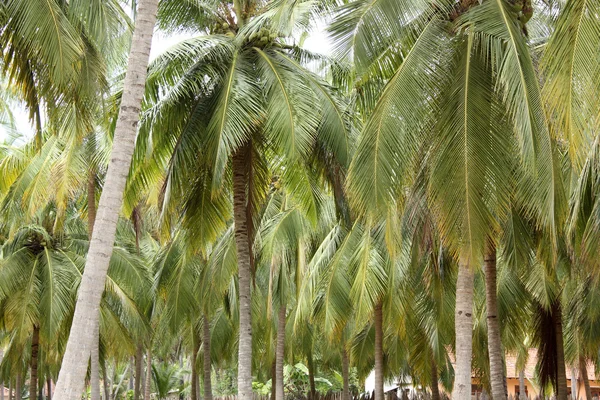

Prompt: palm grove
[0,0,598,399]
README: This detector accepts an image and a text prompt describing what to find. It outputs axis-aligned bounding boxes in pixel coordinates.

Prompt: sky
[0,26,331,142]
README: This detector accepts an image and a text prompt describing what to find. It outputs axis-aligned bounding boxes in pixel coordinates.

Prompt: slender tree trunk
[484,242,506,400]
[47,379,52,400]
[30,326,40,400]
[191,333,199,400]
[452,258,474,400]
[554,303,568,400]
[0,349,4,400]
[103,361,110,400]
[203,315,213,400]
[144,348,152,400]
[53,2,159,397]
[134,345,143,400]
[341,348,350,400]
[129,357,135,391]
[430,354,440,400]
[9,380,12,400]
[275,305,286,400]
[519,370,526,400]
[374,302,384,400]
[307,349,316,400]
[232,148,253,400]
[580,357,591,400]
[91,321,101,400]
[15,373,21,400]
[270,361,276,400]
[571,366,577,400]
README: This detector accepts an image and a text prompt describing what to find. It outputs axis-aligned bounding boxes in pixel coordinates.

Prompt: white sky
[0,27,331,142]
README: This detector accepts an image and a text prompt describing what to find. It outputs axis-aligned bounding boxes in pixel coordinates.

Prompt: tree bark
[134,344,143,400]
[374,302,384,400]
[47,379,52,400]
[519,370,526,400]
[232,148,253,400]
[191,333,200,400]
[571,366,577,400]
[275,304,286,400]
[52,2,159,398]
[9,380,12,400]
[580,357,591,400]
[341,348,350,400]
[91,321,101,400]
[30,326,40,400]
[452,258,474,400]
[144,348,152,400]
[484,242,506,400]
[554,303,568,400]
[430,354,440,400]
[203,315,213,400]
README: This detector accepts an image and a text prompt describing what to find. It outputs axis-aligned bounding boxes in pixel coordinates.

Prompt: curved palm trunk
[232,148,253,399]
[203,315,213,400]
[144,348,152,400]
[91,321,101,400]
[275,305,286,400]
[191,333,200,400]
[134,345,143,400]
[374,302,384,400]
[430,354,440,400]
[452,258,474,400]
[484,242,506,400]
[30,326,40,400]
[554,304,568,400]
[53,2,159,398]
[580,357,591,400]
[341,348,350,400]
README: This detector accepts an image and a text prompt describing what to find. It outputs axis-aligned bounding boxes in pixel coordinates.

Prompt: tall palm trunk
[452,258,474,400]
[518,370,526,400]
[89,174,101,400]
[203,314,213,400]
[374,302,384,400]
[484,242,506,400]
[570,366,577,400]
[15,372,21,400]
[307,348,316,400]
[270,361,276,400]
[341,348,350,400]
[144,348,152,400]
[134,345,143,400]
[275,304,286,400]
[191,333,200,400]
[579,356,591,400]
[53,2,159,397]
[232,148,253,399]
[554,303,568,400]
[91,324,101,400]
[430,354,440,400]
[47,379,52,400]
[103,361,110,400]
[30,326,40,400]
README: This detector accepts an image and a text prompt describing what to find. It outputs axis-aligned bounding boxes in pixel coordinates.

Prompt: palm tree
[137,3,349,393]
[54,1,159,398]
[335,0,557,395]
